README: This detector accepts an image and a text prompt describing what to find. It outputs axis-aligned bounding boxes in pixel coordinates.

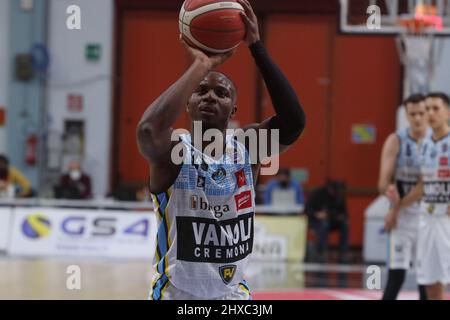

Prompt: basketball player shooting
[137,0,306,300]
[378,94,430,300]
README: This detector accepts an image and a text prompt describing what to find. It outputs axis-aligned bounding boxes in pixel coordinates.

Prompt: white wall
[0,0,10,153]
[433,38,450,94]
[46,0,114,197]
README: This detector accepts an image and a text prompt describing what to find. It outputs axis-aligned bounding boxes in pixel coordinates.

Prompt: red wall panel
[262,15,334,187]
[329,36,400,189]
[118,11,189,182]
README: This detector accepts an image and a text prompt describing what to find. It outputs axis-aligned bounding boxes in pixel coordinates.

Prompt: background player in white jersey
[136,0,306,300]
[379,94,430,300]
[389,92,450,300]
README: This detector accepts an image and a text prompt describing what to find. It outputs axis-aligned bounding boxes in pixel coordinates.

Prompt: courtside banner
[0,208,12,251]
[8,207,157,259]
[252,215,307,262]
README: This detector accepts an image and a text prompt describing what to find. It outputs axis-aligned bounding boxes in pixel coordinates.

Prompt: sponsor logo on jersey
[440,157,449,166]
[235,169,247,188]
[176,213,254,263]
[438,169,450,178]
[219,265,237,284]
[190,195,230,218]
[235,190,252,211]
[423,182,450,203]
[443,143,448,153]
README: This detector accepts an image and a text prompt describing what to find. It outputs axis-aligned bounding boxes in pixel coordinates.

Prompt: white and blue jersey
[387,127,430,270]
[395,127,431,201]
[419,132,450,216]
[416,131,450,285]
[150,133,255,299]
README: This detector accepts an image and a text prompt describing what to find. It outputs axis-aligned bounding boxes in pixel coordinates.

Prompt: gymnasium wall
[433,39,450,94]
[0,0,10,154]
[46,0,114,197]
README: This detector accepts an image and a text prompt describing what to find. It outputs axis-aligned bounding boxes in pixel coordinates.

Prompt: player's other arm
[386,177,424,230]
[396,177,424,209]
[239,0,306,157]
[378,133,400,195]
[136,41,233,163]
[378,133,401,231]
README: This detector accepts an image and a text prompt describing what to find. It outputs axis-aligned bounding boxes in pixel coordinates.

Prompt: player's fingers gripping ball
[179,0,246,54]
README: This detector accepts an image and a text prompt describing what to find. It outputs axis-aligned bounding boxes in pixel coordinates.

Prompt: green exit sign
[85,43,101,61]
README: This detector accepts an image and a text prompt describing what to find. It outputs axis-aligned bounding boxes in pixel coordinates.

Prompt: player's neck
[432,125,450,141]
[190,127,227,156]
[409,128,427,141]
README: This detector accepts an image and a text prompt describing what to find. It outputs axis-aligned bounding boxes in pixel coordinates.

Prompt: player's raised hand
[180,36,235,69]
[238,0,260,45]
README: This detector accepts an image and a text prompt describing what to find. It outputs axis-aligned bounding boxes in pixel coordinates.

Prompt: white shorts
[387,207,420,270]
[149,273,252,300]
[416,214,450,285]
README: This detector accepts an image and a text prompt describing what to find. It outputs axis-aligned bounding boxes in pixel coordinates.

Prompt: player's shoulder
[384,132,401,148]
[394,127,409,140]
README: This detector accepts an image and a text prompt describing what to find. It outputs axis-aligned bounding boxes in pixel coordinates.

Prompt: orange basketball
[179,0,246,54]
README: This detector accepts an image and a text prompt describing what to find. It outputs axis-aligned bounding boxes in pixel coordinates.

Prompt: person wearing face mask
[262,167,304,208]
[0,155,31,198]
[55,160,92,199]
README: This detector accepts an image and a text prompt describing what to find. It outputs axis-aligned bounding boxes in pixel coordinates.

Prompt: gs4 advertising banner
[8,208,157,259]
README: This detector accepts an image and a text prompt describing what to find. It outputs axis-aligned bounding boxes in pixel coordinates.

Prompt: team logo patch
[212,167,226,182]
[395,244,403,253]
[235,169,247,188]
[440,157,448,166]
[235,190,252,211]
[427,204,435,214]
[219,265,237,285]
[438,169,450,178]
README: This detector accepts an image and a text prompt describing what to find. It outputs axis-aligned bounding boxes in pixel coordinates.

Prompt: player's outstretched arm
[136,39,234,163]
[378,133,400,194]
[239,0,306,158]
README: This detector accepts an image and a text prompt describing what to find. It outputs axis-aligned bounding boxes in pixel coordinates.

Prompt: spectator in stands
[55,160,92,199]
[263,167,304,206]
[306,180,349,263]
[0,154,32,198]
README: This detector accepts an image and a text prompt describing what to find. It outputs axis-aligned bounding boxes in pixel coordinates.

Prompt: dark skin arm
[136,41,234,194]
[239,0,291,179]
